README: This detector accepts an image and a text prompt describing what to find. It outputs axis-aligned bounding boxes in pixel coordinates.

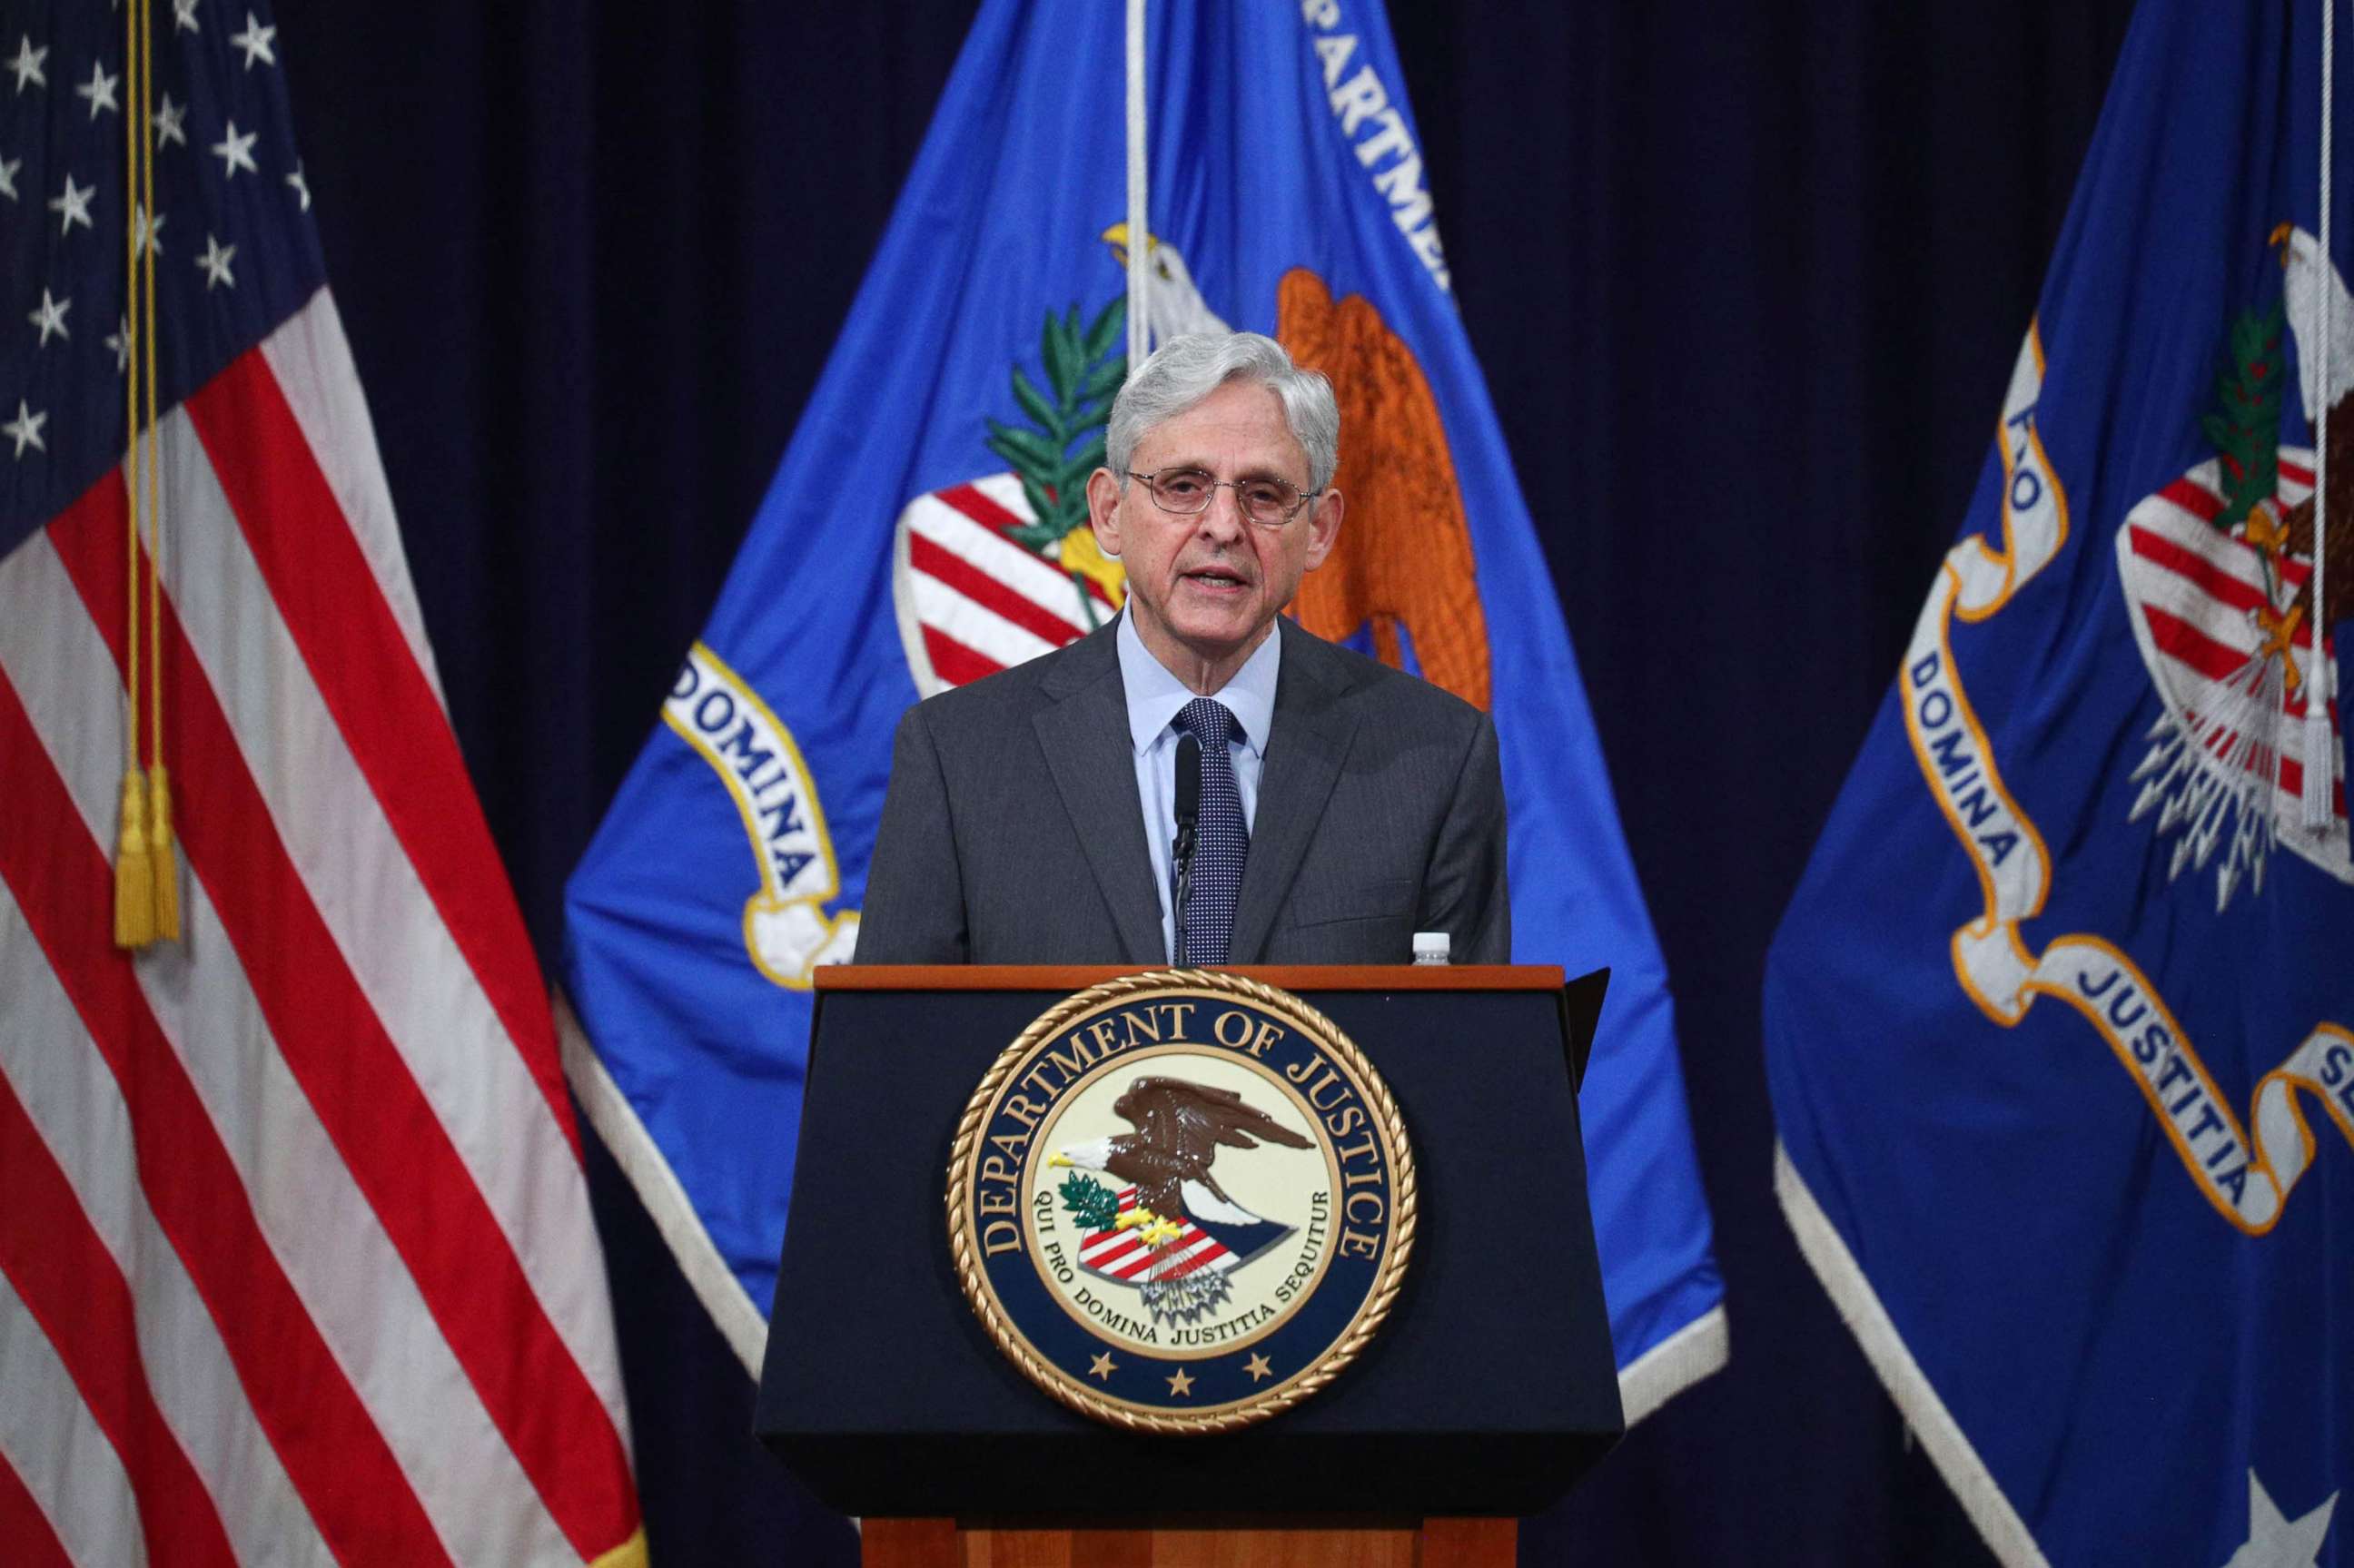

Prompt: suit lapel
[1032,629,1165,964]
[1231,622,1360,963]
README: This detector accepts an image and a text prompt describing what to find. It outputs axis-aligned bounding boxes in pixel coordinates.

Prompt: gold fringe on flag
[113,772,154,947]
[149,764,179,941]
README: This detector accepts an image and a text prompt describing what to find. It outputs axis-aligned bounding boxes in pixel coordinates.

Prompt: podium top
[816,962,1566,991]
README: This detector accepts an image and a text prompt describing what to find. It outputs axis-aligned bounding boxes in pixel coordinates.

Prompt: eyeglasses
[1127,468,1320,528]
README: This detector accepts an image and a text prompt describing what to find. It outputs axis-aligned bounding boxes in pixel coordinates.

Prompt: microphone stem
[1172,822,1195,964]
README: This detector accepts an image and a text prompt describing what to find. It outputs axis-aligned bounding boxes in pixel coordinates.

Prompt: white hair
[1107,331,1340,493]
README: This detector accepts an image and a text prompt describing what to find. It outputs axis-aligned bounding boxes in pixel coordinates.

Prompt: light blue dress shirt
[1117,609,1280,962]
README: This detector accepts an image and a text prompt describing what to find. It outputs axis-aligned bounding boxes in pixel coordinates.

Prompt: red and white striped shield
[1074,1186,1257,1287]
[2115,448,2349,902]
[889,473,1120,695]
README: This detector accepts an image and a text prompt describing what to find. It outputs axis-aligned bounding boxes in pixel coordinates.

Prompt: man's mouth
[1182,566,1250,591]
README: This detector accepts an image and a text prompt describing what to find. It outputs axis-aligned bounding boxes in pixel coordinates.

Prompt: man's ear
[1302,488,1343,571]
[1085,468,1124,557]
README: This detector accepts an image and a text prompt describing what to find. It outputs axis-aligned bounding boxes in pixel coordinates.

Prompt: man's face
[1084,379,1342,680]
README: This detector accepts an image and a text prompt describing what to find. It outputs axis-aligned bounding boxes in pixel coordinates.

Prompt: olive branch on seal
[1057,1171,1122,1233]
[985,298,1127,627]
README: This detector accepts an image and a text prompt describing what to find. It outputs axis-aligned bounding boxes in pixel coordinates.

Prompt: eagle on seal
[1052,1076,1313,1228]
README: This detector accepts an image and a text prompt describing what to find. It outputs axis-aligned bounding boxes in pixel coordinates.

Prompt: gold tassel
[114,767,155,949]
[148,764,180,941]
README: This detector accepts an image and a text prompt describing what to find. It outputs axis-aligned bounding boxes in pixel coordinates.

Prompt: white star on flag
[2218,1472,2339,1568]
[48,173,93,236]
[197,232,237,290]
[0,154,18,201]
[230,11,276,69]
[73,59,119,119]
[154,92,187,148]
[106,315,128,372]
[6,35,45,94]
[173,0,201,33]
[132,202,164,255]
[286,162,311,212]
[28,289,69,347]
[211,120,257,179]
[3,399,46,458]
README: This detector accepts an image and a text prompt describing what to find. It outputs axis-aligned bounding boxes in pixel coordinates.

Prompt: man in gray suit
[856,331,1508,966]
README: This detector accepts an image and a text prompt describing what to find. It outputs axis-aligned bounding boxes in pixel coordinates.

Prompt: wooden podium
[756,966,1622,1567]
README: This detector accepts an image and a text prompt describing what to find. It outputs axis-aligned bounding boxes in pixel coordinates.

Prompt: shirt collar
[1117,609,1281,757]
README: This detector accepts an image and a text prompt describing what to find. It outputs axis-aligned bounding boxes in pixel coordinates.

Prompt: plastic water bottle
[1412,932,1450,966]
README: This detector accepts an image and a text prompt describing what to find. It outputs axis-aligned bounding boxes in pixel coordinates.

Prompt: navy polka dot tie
[1175,698,1248,965]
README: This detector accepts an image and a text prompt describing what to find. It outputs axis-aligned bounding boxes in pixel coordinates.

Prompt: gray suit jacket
[856,616,1509,965]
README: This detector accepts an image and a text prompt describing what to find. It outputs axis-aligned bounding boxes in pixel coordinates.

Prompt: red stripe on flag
[1120,1224,1233,1280]
[2136,502,2312,588]
[2142,603,2258,685]
[0,1454,73,1568]
[936,484,1117,609]
[181,354,579,1162]
[923,626,1004,687]
[2157,478,2222,522]
[1157,1242,1231,1282]
[2280,457,2315,485]
[908,533,1088,650]
[1084,1234,1144,1268]
[0,1075,235,1568]
[2128,525,2272,616]
[45,497,638,1562]
[936,481,1029,537]
[0,648,451,1566]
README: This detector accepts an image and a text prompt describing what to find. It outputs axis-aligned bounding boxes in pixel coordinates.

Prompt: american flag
[0,2,643,1563]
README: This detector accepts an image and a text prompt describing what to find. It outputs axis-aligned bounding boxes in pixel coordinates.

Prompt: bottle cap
[1411,932,1450,964]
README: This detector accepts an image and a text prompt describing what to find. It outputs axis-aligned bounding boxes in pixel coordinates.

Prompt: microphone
[1174,735,1202,839]
[1172,734,1202,963]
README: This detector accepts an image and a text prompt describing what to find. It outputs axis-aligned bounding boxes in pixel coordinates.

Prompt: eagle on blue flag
[562,0,1724,1435]
[1766,4,2350,1564]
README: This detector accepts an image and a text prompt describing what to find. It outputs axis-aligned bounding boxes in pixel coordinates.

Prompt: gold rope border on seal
[943,969,1418,1435]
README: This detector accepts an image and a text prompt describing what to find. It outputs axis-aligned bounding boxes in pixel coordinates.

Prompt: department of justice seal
[945,971,1414,1433]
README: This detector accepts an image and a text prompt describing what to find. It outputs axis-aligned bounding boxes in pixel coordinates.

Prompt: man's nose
[1194,484,1249,538]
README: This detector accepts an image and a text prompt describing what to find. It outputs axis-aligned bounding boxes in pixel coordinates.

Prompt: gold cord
[112,0,153,948]
[139,0,178,940]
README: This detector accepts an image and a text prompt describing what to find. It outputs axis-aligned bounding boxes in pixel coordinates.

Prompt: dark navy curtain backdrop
[276,4,2134,1563]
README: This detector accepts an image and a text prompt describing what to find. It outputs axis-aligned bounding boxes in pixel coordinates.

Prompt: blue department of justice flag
[1766,4,2350,1564]
[562,0,1724,1418]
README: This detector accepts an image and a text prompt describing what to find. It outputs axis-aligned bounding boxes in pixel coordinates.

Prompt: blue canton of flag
[1766,4,2351,1564]
[562,0,1725,1423]
[2,0,321,541]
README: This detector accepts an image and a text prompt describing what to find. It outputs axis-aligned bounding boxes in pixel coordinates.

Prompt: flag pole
[2305,0,2337,831]
[1124,0,1150,370]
